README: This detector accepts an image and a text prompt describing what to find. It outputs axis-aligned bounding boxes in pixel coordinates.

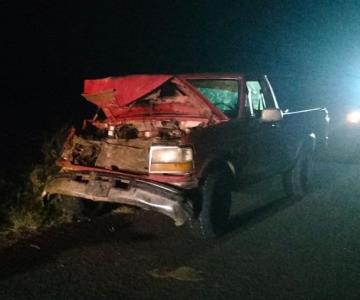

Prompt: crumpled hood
[82,74,227,121]
[83,75,173,108]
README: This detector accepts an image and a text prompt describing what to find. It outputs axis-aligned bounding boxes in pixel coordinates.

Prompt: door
[239,76,289,181]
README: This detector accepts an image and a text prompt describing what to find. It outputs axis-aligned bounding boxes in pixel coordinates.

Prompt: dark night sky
[1,0,360,168]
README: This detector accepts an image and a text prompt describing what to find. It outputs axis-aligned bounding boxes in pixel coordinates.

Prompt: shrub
[1,127,71,234]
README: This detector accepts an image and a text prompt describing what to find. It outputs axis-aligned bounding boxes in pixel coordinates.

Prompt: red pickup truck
[43,73,329,238]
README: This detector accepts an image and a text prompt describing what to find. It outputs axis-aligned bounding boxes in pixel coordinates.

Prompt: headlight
[149,146,194,174]
[346,111,360,124]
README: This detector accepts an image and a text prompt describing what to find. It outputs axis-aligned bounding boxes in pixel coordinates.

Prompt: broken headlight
[149,146,194,174]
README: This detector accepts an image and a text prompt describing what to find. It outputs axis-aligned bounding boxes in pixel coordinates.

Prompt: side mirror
[261,108,283,122]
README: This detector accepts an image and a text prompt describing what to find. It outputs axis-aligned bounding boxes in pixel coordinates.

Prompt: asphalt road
[1,162,360,300]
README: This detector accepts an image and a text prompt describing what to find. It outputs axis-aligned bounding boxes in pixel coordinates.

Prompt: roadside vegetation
[0,127,70,237]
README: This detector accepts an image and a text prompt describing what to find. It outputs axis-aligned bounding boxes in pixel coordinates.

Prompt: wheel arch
[293,133,317,162]
[197,157,236,185]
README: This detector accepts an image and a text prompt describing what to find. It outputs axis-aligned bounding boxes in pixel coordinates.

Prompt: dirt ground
[0,162,360,300]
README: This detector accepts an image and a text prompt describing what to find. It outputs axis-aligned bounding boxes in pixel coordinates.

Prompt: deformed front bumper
[43,172,193,226]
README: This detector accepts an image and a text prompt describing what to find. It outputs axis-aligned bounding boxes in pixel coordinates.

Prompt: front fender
[197,157,235,185]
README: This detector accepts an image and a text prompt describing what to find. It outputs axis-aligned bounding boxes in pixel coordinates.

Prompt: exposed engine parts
[72,142,100,166]
[79,122,106,140]
[158,120,183,140]
[66,119,202,171]
[115,124,139,140]
[77,120,192,142]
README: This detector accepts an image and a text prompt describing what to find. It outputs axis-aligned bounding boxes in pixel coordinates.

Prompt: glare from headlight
[346,111,360,124]
[150,146,193,163]
[149,146,194,174]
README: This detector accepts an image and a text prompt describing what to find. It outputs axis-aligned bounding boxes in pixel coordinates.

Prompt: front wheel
[191,169,232,239]
[283,150,314,198]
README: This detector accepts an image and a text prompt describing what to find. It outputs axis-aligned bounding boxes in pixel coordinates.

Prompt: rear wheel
[192,169,232,239]
[283,150,314,198]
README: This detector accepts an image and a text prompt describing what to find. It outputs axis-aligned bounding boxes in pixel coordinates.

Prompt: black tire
[283,150,314,198]
[191,169,232,239]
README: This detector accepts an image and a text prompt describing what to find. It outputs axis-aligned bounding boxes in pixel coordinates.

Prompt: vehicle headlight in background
[149,146,194,174]
[346,111,360,124]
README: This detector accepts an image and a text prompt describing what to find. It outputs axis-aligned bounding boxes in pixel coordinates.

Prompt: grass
[0,127,71,236]
[7,209,44,233]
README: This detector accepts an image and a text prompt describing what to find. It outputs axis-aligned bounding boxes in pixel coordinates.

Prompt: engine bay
[61,118,203,174]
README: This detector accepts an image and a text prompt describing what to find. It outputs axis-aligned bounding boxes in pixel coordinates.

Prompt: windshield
[187,79,239,118]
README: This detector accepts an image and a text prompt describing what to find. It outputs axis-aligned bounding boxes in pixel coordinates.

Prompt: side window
[188,79,239,118]
[245,79,276,118]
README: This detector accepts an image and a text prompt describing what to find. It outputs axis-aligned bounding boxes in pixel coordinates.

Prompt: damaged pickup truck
[43,73,329,238]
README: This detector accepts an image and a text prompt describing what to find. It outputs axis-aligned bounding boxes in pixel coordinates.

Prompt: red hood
[83,75,172,108]
[82,74,227,121]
